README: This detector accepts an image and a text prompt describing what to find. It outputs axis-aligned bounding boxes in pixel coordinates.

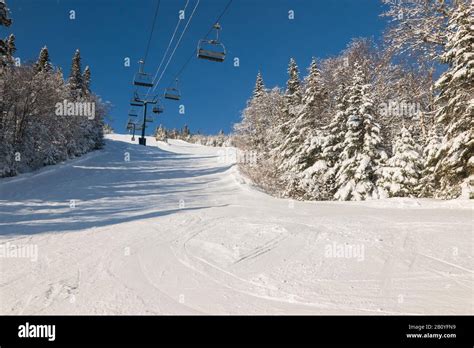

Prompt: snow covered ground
[0,134,472,314]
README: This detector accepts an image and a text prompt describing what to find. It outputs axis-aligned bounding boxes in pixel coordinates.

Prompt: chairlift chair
[164,79,181,101]
[128,108,138,117]
[130,91,144,107]
[126,121,136,130]
[197,23,226,63]
[152,103,164,114]
[133,59,154,87]
[130,98,143,107]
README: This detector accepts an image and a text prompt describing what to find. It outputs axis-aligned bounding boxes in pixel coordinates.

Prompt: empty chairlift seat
[130,98,142,107]
[165,87,181,100]
[128,108,139,117]
[126,121,136,130]
[152,105,164,114]
[130,92,143,107]
[197,23,226,63]
[164,80,181,100]
[164,88,180,100]
[133,59,154,88]
[134,72,154,87]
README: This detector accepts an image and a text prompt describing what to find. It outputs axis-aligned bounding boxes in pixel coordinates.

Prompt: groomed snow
[0,134,472,314]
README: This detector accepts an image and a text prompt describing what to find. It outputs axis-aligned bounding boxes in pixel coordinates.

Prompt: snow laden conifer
[299,82,349,200]
[155,124,167,141]
[234,72,286,196]
[334,63,386,201]
[82,65,91,95]
[6,33,14,56]
[0,33,15,66]
[322,82,349,168]
[285,57,302,108]
[378,127,422,197]
[278,58,327,198]
[418,128,441,197]
[253,70,265,99]
[274,58,302,139]
[431,1,473,199]
[68,49,83,99]
[35,46,53,73]
[272,59,303,188]
[234,71,269,151]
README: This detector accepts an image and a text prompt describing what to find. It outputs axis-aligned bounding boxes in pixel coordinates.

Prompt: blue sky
[4,0,388,135]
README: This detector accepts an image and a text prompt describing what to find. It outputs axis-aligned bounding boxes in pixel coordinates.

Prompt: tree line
[154,124,230,147]
[233,0,472,201]
[0,4,106,178]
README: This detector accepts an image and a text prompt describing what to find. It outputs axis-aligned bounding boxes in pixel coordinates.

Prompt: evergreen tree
[82,65,91,95]
[322,82,349,168]
[277,58,327,197]
[217,129,225,146]
[273,59,302,139]
[0,0,9,65]
[35,46,53,73]
[431,1,474,199]
[418,128,441,197]
[334,63,386,201]
[234,72,269,151]
[298,82,349,200]
[272,59,302,177]
[286,58,302,106]
[68,49,83,99]
[6,33,14,56]
[253,71,265,99]
[0,0,12,27]
[0,40,8,67]
[1,34,14,66]
[302,57,327,128]
[182,124,190,138]
[378,127,422,197]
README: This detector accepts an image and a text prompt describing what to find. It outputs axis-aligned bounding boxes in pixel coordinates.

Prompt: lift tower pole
[133,94,157,146]
[140,102,148,145]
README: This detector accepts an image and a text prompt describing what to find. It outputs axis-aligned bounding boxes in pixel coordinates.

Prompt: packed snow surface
[0,134,472,314]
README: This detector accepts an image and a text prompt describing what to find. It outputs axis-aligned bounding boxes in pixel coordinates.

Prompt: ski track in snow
[0,134,472,314]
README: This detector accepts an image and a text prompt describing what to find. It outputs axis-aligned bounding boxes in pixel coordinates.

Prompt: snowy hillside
[0,135,472,314]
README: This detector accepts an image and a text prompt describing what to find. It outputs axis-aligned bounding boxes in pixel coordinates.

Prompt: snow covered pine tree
[431,1,473,199]
[334,63,386,201]
[378,127,422,197]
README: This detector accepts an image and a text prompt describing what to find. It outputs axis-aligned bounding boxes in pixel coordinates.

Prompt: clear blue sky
[4,0,388,135]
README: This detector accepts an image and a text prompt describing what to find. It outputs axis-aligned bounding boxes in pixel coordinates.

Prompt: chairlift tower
[131,93,160,146]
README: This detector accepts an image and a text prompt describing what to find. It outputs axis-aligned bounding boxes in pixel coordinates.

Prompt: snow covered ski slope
[0,134,472,314]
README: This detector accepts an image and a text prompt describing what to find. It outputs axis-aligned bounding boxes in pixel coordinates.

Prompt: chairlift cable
[151,0,200,93]
[129,0,160,105]
[143,0,162,65]
[147,0,190,96]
